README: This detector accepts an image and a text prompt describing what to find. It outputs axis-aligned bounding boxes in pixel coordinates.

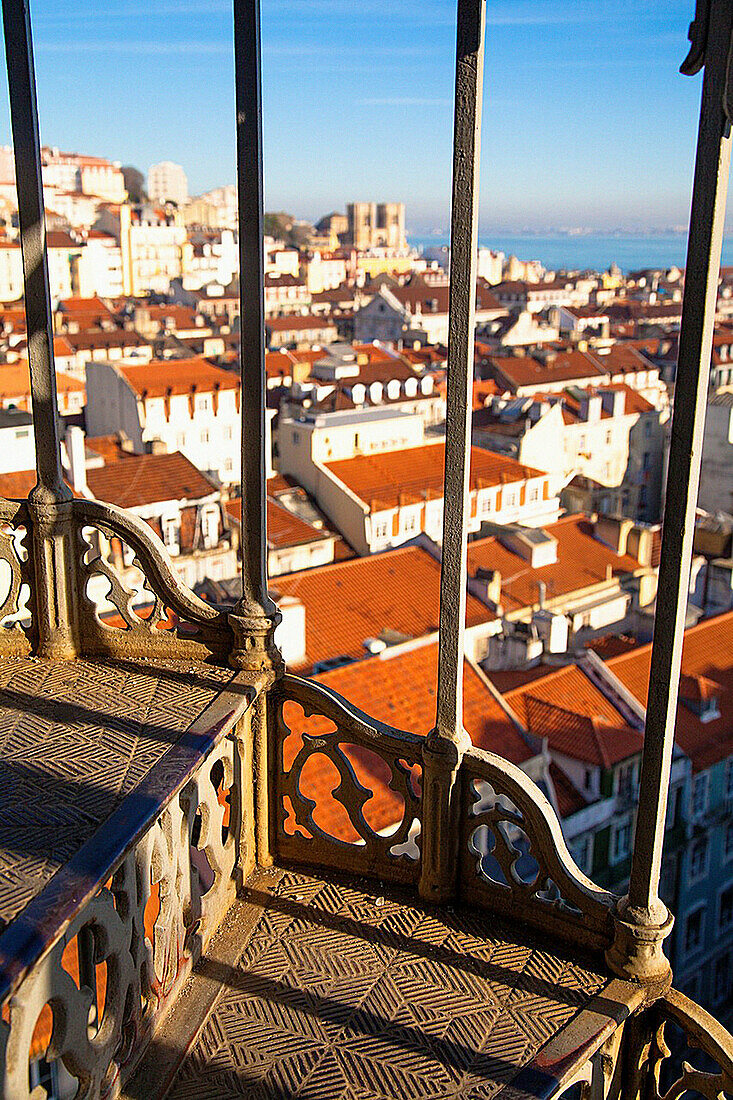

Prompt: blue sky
[0,0,720,234]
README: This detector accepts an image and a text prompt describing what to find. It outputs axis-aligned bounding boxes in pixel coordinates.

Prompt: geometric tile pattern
[168,869,608,1100]
[0,655,239,929]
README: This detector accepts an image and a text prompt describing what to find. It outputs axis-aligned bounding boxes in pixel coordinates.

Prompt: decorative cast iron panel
[0,656,240,929]
[168,869,608,1100]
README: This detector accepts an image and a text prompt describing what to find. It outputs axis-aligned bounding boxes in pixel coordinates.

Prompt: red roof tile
[467,515,642,614]
[272,545,493,672]
[607,611,733,772]
[505,665,643,767]
[86,451,217,508]
[325,443,545,512]
[225,496,329,551]
[119,357,238,398]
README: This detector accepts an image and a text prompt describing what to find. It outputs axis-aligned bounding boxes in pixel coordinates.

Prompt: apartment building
[354,275,503,345]
[281,406,559,554]
[148,161,189,207]
[474,384,667,522]
[85,356,243,485]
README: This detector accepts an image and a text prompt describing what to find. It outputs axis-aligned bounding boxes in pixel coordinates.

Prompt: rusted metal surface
[611,0,733,985]
[163,867,622,1100]
[0,656,245,932]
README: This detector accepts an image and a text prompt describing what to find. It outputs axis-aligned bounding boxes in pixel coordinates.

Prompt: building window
[15,428,29,439]
[402,512,418,535]
[611,817,633,864]
[373,519,388,541]
[481,494,492,516]
[176,433,186,448]
[688,837,709,884]
[713,952,731,1005]
[584,768,593,791]
[162,518,180,556]
[605,430,612,445]
[201,507,219,550]
[719,883,733,934]
[223,426,233,441]
[685,905,705,956]
[529,485,539,503]
[642,451,651,471]
[726,757,733,802]
[617,761,636,802]
[292,431,300,445]
[200,430,210,445]
[504,489,517,508]
[197,394,211,412]
[691,772,710,822]
[570,835,592,875]
[726,822,733,862]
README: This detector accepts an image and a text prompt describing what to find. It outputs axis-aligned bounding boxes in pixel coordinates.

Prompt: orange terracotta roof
[85,435,136,463]
[0,469,78,498]
[0,362,84,409]
[283,640,532,841]
[607,611,733,772]
[272,545,493,671]
[590,344,657,376]
[62,330,148,352]
[86,451,217,508]
[225,496,329,551]
[119,357,239,398]
[550,762,589,818]
[325,443,545,512]
[467,515,642,614]
[267,314,338,332]
[489,351,608,391]
[585,634,640,660]
[505,664,643,768]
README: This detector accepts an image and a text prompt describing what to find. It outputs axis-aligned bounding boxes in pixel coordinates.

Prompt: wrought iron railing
[0,0,731,1096]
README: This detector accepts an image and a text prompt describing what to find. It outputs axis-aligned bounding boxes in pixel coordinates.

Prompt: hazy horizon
[0,0,728,234]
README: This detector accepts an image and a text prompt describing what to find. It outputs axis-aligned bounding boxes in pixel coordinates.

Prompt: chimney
[65,425,87,495]
[579,394,602,423]
[475,567,502,609]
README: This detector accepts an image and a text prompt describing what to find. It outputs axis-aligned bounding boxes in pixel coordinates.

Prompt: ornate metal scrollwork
[0,501,34,655]
[634,988,733,1100]
[459,747,615,950]
[74,498,234,661]
[272,674,423,883]
[0,735,239,1100]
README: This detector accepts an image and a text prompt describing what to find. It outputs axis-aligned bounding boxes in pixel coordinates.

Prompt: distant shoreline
[408,232,733,274]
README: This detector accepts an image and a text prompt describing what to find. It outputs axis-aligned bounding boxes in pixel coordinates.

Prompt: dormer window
[680,675,721,722]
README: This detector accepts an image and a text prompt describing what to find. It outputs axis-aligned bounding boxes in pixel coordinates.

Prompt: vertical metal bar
[627,0,732,920]
[1,0,69,503]
[233,0,275,619]
[420,0,486,902]
[435,0,486,746]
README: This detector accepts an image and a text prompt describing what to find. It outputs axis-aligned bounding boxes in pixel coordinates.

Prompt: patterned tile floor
[0,656,242,928]
[168,869,609,1100]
